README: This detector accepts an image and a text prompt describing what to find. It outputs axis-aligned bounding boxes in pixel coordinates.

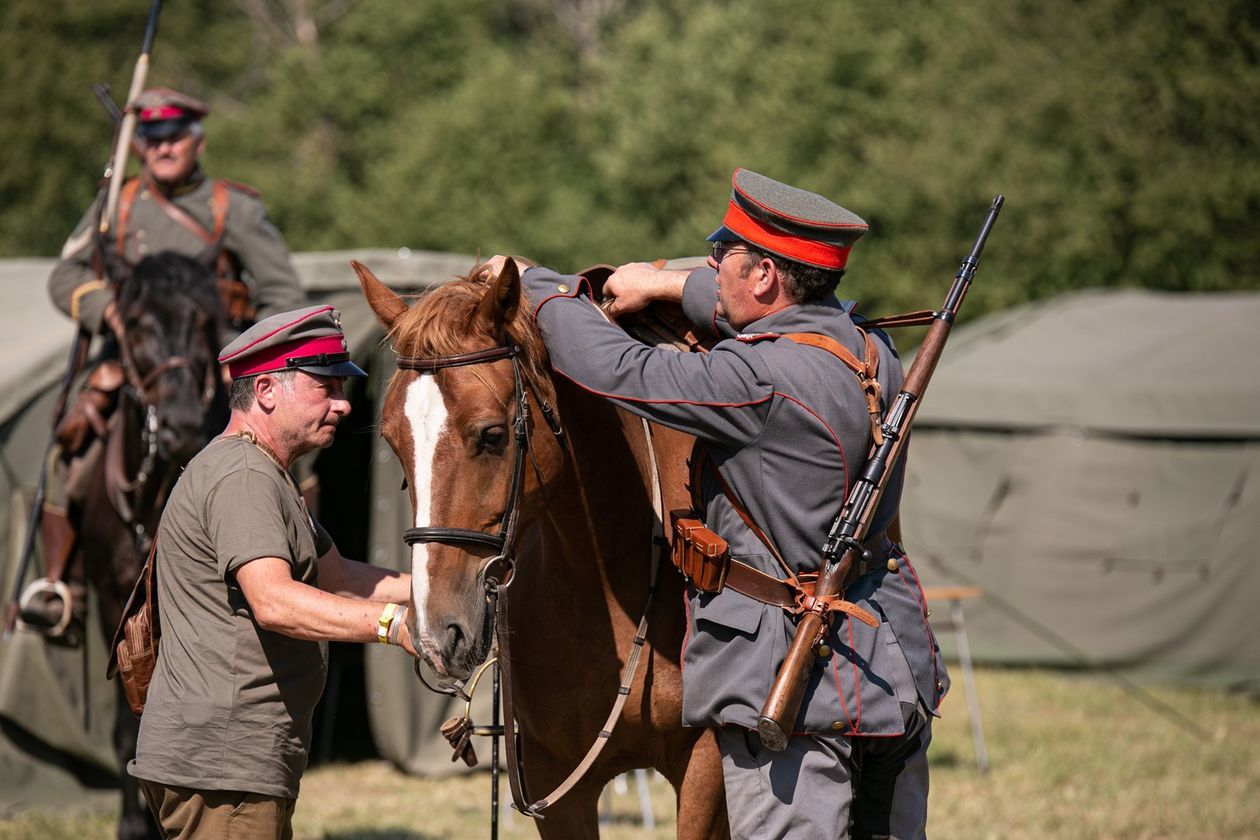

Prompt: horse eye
[400,477,408,491]
[480,425,507,451]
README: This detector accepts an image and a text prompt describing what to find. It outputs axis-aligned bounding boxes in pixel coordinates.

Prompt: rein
[392,339,664,823]
[105,329,218,554]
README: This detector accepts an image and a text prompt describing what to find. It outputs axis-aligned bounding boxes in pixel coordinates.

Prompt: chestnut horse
[73,252,228,839]
[356,260,728,838]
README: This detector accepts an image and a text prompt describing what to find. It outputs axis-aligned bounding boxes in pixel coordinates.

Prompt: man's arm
[48,194,115,333]
[315,544,411,603]
[222,188,307,320]
[603,263,689,318]
[234,556,416,656]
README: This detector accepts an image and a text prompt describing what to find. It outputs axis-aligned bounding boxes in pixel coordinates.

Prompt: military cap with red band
[219,305,367,380]
[131,87,208,141]
[707,168,869,270]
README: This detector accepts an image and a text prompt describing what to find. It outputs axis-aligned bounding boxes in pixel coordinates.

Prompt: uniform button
[815,644,831,658]
[831,721,844,731]
[140,189,149,199]
[135,229,145,239]
[887,557,898,572]
[138,244,149,254]
[556,284,570,293]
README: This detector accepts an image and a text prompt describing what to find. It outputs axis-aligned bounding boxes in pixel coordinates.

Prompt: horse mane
[118,251,224,329]
[387,264,559,410]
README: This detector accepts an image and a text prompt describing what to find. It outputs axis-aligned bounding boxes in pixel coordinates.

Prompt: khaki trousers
[139,780,296,840]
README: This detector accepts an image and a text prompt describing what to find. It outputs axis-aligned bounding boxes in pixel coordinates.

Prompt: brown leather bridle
[106,332,218,554]
[393,340,566,821]
[395,343,563,589]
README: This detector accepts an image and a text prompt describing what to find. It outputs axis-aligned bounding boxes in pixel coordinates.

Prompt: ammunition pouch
[54,360,124,457]
[670,509,730,593]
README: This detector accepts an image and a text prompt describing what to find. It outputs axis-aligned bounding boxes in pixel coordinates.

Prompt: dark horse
[72,252,228,839]
[356,259,728,838]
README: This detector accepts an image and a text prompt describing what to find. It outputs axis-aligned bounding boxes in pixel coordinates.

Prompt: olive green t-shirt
[130,435,333,798]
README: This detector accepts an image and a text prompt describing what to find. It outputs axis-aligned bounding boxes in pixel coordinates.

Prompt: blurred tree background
[1,0,1256,317]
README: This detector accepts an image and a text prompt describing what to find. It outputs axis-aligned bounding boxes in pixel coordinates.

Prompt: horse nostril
[442,623,466,660]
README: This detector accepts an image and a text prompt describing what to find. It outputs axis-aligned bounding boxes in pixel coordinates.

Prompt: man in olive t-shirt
[130,305,418,838]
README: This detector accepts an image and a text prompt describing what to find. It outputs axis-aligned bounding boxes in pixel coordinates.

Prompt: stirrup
[16,578,76,639]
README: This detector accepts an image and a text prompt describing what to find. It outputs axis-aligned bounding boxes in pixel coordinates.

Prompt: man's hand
[102,300,125,338]
[482,254,531,279]
[604,263,688,319]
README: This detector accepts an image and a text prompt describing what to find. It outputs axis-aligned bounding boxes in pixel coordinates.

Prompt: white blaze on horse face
[403,374,450,652]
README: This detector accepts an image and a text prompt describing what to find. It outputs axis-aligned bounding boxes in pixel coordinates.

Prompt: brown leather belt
[723,531,890,612]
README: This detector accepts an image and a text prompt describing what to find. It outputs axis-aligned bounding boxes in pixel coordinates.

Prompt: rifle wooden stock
[755,195,1005,750]
[100,0,163,236]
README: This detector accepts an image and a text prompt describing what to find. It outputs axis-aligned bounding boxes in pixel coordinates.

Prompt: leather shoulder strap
[210,179,229,240]
[782,331,885,446]
[115,178,142,257]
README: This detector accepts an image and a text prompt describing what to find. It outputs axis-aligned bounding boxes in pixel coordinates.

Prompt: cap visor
[137,117,195,140]
[294,360,368,378]
[706,225,740,243]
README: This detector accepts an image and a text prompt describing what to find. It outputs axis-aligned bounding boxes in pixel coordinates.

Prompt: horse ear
[475,258,521,337]
[353,260,408,329]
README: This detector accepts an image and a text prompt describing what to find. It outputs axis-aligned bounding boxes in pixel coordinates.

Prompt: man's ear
[753,256,779,299]
[254,374,279,411]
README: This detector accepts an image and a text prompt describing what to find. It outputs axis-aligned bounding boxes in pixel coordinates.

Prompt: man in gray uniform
[489,168,948,838]
[130,305,416,838]
[30,88,310,641]
[48,87,306,337]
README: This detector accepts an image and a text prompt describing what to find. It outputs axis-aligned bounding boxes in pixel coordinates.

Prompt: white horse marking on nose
[403,374,450,657]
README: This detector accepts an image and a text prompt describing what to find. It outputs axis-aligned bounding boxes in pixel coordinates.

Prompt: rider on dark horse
[28,87,306,637]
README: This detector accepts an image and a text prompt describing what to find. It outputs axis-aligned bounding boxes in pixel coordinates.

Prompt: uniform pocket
[694,586,765,638]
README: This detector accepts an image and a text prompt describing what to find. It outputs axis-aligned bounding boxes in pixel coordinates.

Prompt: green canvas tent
[901,288,1260,693]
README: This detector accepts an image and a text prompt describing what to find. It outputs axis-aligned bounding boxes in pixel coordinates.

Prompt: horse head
[356,259,567,681]
[114,252,227,466]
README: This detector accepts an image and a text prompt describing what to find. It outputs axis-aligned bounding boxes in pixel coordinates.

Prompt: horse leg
[113,681,161,840]
[664,729,730,840]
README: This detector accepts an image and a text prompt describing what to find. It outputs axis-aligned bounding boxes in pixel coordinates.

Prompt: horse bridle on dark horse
[105,331,218,556]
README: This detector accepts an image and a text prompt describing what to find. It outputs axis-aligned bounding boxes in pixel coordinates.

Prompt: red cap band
[226,334,347,379]
[721,200,853,270]
[139,105,188,122]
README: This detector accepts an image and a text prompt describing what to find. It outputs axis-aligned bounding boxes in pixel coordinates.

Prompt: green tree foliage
[2,0,1255,318]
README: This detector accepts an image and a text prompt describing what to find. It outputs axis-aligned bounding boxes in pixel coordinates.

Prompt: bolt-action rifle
[2,0,164,638]
[756,195,1005,750]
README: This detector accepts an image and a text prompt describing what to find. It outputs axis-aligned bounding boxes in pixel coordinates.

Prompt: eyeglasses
[140,129,194,150]
[710,241,752,264]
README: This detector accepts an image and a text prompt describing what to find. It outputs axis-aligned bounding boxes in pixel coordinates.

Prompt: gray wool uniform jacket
[523,265,949,739]
[48,169,306,334]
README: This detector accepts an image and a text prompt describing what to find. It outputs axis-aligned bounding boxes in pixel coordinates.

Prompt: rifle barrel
[755,195,1005,749]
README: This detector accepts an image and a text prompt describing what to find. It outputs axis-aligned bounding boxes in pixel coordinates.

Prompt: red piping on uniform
[895,553,945,713]
[530,276,592,322]
[772,392,850,500]
[549,367,774,412]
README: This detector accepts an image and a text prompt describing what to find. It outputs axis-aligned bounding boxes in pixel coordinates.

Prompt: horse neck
[529,378,658,577]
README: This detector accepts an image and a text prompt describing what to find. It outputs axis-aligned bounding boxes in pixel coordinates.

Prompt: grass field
[2,666,1257,839]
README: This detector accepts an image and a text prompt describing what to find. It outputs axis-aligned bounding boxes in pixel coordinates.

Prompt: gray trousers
[717,704,931,840]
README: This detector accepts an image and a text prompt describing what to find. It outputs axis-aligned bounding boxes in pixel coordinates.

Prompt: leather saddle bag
[670,509,730,593]
[106,537,160,717]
